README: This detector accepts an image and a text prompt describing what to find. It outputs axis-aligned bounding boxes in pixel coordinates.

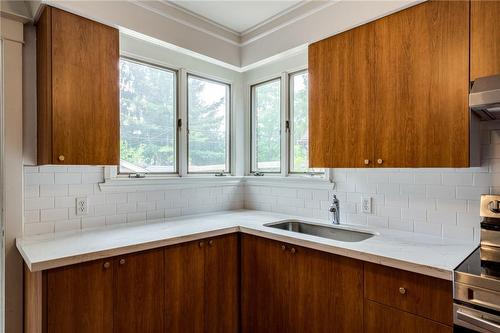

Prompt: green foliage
[119,59,176,171]
[187,77,227,171]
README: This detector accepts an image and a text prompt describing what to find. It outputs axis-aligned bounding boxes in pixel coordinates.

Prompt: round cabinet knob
[377,159,383,165]
[199,241,205,248]
[281,244,286,251]
[399,287,406,295]
[208,240,214,246]
[290,248,296,254]
[488,200,500,213]
[119,258,126,265]
[103,262,110,269]
[58,155,65,162]
[364,159,370,165]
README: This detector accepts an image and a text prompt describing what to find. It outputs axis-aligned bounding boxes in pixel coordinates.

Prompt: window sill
[242,175,334,189]
[99,175,244,192]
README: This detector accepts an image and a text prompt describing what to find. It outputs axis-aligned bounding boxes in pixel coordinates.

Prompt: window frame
[288,69,323,175]
[249,69,325,178]
[118,56,180,176]
[186,73,232,175]
[250,77,283,174]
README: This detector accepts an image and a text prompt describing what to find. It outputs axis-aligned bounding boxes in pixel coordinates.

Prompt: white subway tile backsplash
[55,173,82,184]
[40,208,68,222]
[21,122,500,240]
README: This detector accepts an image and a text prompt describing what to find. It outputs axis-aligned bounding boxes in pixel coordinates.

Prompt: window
[119,58,177,174]
[187,75,231,174]
[250,71,323,176]
[289,71,322,174]
[251,79,281,173]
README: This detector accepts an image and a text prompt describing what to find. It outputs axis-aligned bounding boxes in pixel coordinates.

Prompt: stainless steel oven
[453,195,500,333]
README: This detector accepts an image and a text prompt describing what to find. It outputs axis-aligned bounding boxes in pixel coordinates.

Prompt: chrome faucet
[329,195,340,225]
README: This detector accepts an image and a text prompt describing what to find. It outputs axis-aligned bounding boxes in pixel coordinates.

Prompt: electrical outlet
[76,197,88,216]
[361,197,372,214]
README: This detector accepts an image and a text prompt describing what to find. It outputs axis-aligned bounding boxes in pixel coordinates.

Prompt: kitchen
[1,0,500,332]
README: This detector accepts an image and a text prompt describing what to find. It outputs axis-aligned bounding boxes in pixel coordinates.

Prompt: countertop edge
[19,223,458,280]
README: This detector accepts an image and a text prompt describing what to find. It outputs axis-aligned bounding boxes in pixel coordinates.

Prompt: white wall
[1,14,25,333]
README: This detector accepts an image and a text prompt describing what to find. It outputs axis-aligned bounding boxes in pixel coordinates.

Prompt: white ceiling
[168,0,305,34]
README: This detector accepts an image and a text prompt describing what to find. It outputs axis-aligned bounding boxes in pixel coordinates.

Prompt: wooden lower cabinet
[165,234,239,333]
[113,248,165,333]
[45,259,113,333]
[241,234,364,333]
[30,233,455,333]
[364,300,452,333]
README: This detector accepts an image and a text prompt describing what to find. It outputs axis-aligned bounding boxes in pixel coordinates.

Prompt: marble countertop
[17,210,478,280]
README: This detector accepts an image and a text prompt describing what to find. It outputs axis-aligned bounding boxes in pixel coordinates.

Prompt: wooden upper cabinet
[471,0,500,80]
[309,22,375,168]
[308,0,470,168]
[373,0,469,167]
[37,6,119,165]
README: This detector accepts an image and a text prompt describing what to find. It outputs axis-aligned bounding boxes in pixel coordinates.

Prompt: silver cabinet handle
[119,258,125,265]
[457,309,500,332]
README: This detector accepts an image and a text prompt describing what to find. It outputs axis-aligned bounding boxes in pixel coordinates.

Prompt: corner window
[250,71,323,176]
[187,75,231,174]
[119,58,177,174]
[289,71,322,174]
[251,78,282,173]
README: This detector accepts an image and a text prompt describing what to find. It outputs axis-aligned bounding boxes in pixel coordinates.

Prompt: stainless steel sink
[264,219,376,242]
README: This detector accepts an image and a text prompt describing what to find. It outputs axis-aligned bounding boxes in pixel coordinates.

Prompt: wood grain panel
[114,249,164,333]
[289,246,364,333]
[364,300,452,333]
[46,259,113,333]
[373,0,469,167]
[36,7,53,165]
[24,266,43,333]
[241,234,290,333]
[364,262,453,325]
[50,7,119,165]
[471,0,500,80]
[308,22,375,168]
[164,240,205,333]
[204,234,239,333]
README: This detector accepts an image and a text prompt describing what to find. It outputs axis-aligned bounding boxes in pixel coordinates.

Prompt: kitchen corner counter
[17,210,477,280]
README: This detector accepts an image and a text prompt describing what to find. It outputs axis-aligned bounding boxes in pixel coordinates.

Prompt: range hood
[470,75,500,120]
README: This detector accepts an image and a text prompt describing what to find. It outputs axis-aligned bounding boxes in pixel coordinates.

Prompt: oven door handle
[457,309,500,332]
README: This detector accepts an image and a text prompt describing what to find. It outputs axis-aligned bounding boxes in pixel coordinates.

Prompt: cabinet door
[204,234,239,333]
[114,249,164,333]
[289,246,364,333]
[308,21,375,168]
[373,0,470,167]
[364,300,452,333]
[241,234,290,333]
[164,240,205,333]
[471,0,500,80]
[46,259,113,333]
[50,7,119,165]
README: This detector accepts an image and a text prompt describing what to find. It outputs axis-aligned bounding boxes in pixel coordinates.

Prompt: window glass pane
[253,79,281,173]
[187,75,229,173]
[119,59,177,173]
[290,72,322,173]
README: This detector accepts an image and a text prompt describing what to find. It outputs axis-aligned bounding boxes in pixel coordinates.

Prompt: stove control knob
[488,200,500,213]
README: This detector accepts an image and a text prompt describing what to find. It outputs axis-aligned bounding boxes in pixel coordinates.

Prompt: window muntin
[289,71,322,174]
[251,79,282,173]
[119,58,177,174]
[187,74,230,174]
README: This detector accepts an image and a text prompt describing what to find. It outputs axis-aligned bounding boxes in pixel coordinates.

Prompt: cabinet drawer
[364,263,453,325]
[364,300,452,333]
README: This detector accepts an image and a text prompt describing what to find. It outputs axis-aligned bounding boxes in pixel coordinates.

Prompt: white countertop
[17,210,478,280]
